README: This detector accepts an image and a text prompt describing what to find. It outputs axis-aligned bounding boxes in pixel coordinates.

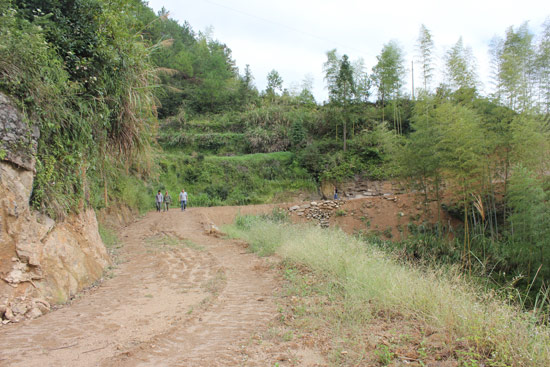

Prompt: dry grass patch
[225,216,550,367]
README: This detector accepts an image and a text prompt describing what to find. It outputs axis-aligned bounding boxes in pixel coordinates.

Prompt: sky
[147,0,549,102]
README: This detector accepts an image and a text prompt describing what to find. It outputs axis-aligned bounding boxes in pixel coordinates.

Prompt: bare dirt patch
[288,193,459,240]
[0,206,326,366]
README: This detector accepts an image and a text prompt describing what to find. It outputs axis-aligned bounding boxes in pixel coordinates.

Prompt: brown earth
[0,193,459,366]
[290,193,459,240]
[0,205,326,367]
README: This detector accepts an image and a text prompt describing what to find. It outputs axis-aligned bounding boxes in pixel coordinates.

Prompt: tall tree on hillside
[416,24,435,93]
[239,64,257,106]
[372,41,405,105]
[190,35,240,113]
[266,69,283,98]
[323,49,341,101]
[444,37,478,99]
[352,58,371,102]
[297,74,316,105]
[324,51,357,150]
[335,55,355,151]
[536,18,550,114]
[400,97,444,215]
[372,41,406,131]
[491,23,535,112]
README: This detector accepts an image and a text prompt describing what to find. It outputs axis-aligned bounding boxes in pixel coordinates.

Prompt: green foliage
[98,223,120,249]
[154,152,315,207]
[375,344,395,365]
[491,23,535,112]
[0,0,156,218]
[290,120,306,149]
[444,37,478,94]
[265,69,283,97]
[372,40,405,102]
[506,166,550,279]
[416,24,435,92]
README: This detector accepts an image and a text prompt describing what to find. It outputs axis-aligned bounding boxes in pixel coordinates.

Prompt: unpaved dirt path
[0,206,326,366]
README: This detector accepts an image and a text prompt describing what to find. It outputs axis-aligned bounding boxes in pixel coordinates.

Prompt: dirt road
[0,206,326,366]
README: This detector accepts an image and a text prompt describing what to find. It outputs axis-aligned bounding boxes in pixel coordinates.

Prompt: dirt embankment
[286,194,458,240]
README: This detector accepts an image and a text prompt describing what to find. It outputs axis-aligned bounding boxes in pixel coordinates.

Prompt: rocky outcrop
[320,181,335,200]
[0,93,39,172]
[340,176,407,198]
[0,92,110,325]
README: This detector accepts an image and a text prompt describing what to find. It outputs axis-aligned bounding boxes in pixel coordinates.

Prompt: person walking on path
[155,190,164,212]
[179,189,188,211]
[164,191,172,212]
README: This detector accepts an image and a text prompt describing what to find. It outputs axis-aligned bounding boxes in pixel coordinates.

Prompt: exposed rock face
[0,92,110,324]
[320,181,335,200]
[340,176,407,198]
[0,93,39,172]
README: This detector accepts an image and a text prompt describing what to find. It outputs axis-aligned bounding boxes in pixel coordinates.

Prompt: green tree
[535,18,550,113]
[239,64,258,106]
[296,74,316,105]
[266,69,283,97]
[372,41,406,131]
[416,24,435,92]
[399,97,444,215]
[444,37,478,100]
[323,52,357,151]
[352,58,371,102]
[323,49,341,101]
[491,23,535,111]
[372,40,405,104]
[335,55,355,151]
[507,165,550,279]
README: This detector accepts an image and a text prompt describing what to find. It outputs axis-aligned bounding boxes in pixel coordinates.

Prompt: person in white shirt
[179,189,188,211]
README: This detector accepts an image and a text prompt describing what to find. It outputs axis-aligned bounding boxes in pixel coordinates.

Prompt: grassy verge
[98,223,120,250]
[224,215,550,366]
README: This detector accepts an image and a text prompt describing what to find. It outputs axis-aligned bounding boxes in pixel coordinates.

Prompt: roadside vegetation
[226,213,550,366]
[154,151,315,207]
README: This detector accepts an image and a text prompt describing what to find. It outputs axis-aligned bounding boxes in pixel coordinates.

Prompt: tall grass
[225,216,550,367]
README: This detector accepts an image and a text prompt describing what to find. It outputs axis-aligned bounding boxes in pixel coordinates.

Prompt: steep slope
[0,93,110,324]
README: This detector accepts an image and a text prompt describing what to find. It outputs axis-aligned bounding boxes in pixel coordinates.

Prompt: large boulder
[320,180,335,200]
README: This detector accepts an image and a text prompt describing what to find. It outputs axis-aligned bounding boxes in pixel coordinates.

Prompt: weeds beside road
[226,214,550,366]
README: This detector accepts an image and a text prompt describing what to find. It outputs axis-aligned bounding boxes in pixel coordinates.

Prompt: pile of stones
[0,297,50,325]
[288,200,343,228]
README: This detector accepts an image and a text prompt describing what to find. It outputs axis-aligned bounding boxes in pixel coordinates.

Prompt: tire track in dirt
[0,210,216,366]
[0,206,326,366]
[103,210,280,366]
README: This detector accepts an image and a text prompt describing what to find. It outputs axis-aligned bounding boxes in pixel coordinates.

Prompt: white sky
[147,0,549,102]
